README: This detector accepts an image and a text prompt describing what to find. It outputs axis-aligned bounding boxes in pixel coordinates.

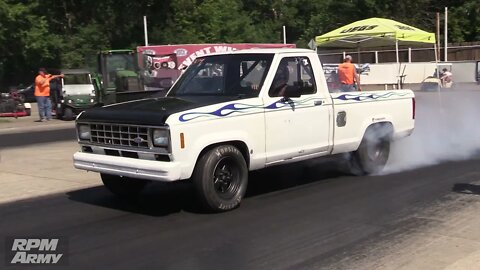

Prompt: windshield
[63,73,91,85]
[105,54,136,89]
[168,54,274,98]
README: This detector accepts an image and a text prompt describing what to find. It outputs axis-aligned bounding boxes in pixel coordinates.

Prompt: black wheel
[18,94,26,103]
[63,107,74,120]
[349,127,391,175]
[192,145,248,212]
[101,174,148,197]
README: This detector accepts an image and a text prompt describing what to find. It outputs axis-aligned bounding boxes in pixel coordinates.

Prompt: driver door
[263,56,331,164]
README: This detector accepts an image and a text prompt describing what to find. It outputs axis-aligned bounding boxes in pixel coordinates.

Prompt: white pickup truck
[74,48,415,211]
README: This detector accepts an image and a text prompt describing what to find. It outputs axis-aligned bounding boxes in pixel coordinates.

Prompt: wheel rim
[366,139,382,160]
[212,157,241,199]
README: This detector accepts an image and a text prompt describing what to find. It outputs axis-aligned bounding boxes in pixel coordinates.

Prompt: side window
[269,57,317,97]
[299,58,317,95]
[239,60,268,88]
[323,64,340,93]
[184,62,225,94]
[197,63,224,77]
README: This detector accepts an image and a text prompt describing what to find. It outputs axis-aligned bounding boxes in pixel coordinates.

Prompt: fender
[332,113,394,154]
[355,116,394,147]
[176,130,255,179]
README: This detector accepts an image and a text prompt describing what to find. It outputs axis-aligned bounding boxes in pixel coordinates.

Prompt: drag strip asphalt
[1,90,480,269]
[0,157,479,269]
[0,127,76,148]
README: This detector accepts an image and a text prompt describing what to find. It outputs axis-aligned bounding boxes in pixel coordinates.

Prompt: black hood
[77,96,237,126]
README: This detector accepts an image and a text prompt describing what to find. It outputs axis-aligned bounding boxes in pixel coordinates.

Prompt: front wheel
[192,145,248,212]
[101,174,149,197]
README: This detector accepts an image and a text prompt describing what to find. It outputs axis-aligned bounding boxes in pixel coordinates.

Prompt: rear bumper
[73,152,182,182]
[392,127,414,140]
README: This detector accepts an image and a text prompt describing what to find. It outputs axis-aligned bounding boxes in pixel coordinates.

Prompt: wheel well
[364,122,394,141]
[197,141,250,168]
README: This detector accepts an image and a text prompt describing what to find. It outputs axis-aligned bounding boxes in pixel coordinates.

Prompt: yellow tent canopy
[315,17,436,48]
[315,18,438,87]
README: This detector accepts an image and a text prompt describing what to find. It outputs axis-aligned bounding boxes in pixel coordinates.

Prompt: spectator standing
[337,55,361,92]
[34,68,63,122]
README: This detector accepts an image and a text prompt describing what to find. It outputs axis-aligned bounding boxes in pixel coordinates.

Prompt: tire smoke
[384,90,480,173]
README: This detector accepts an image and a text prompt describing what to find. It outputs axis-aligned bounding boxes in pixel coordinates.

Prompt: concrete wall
[358,61,478,86]
[360,62,438,85]
[451,61,477,82]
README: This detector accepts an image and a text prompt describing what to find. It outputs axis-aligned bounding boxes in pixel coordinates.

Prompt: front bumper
[73,152,182,182]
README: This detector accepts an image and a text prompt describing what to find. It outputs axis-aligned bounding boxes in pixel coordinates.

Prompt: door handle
[314,100,323,106]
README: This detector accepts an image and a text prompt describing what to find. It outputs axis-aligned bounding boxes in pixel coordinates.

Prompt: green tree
[1,0,479,87]
[60,22,111,68]
[449,0,480,42]
[195,0,257,42]
[161,0,202,44]
[0,1,61,86]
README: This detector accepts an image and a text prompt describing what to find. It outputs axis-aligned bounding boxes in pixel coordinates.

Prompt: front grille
[89,123,149,149]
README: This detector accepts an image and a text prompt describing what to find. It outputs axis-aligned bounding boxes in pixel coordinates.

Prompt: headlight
[152,129,169,147]
[90,98,94,103]
[68,99,72,104]
[78,124,91,140]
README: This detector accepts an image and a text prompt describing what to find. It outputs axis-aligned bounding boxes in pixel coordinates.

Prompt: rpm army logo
[5,237,68,266]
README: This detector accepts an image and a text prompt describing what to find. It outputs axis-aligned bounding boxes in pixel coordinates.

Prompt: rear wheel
[101,174,149,197]
[349,126,391,175]
[192,145,248,212]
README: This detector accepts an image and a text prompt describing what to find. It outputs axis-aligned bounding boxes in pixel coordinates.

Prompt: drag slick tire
[349,125,391,175]
[101,173,148,197]
[192,145,248,212]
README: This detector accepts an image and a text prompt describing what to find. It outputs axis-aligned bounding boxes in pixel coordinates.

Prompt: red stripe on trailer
[0,111,28,117]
